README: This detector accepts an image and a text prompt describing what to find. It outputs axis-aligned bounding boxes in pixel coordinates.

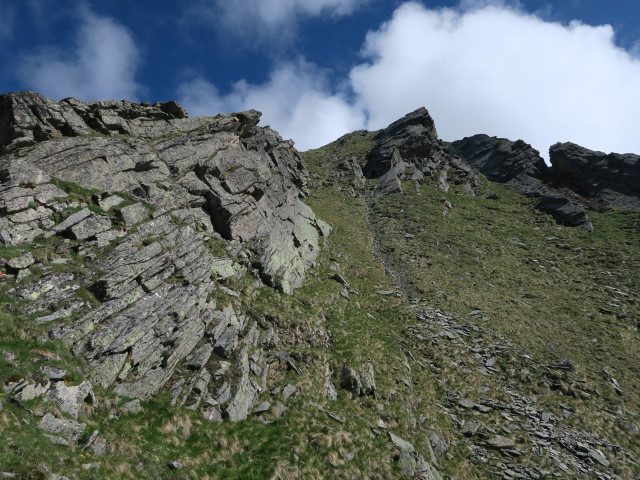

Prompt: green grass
[1,129,638,479]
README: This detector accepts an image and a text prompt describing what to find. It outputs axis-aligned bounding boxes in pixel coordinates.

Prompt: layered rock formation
[0,91,329,420]
[360,106,639,232]
[550,142,640,209]
[363,108,479,198]
[449,135,594,231]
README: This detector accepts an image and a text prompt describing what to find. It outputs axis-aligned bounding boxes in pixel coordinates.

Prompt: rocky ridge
[1,95,639,479]
[359,107,640,232]
[0,91,329,423]
[549,142,640,210]
[303,114,639,479]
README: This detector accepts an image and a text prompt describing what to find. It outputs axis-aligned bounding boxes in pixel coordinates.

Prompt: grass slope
[0,131,638,479]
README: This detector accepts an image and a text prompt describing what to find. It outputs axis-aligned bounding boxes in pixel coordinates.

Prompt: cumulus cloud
[179,2,640,157]
[193,0,369,42]
[20,8,142,101]
[350,2,640,157]
[178,60,366,150]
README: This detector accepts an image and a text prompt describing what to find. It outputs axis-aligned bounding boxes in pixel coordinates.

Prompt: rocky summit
[1,94,639,480]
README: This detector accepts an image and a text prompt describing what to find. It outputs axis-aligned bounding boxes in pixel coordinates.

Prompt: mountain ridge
[0,92,638,480]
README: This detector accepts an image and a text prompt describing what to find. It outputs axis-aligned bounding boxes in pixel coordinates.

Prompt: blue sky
[1,0,639,158]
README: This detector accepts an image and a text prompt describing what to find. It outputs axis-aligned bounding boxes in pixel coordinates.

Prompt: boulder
[38,414,86,445]
[45,381,95,419]
[486,436,515,449]
[340,365,362,396]
[7,252,35,270]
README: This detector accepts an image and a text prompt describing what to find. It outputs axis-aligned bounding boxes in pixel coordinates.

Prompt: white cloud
[180,2,640,158]
[178,60,366,150]
[350,2,640,158]
[195,0,369,42]
[20,9,142,101]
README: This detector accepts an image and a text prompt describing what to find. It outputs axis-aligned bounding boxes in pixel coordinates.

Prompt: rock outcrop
[363,107,447,179]
[449,135,594,231]
[549,142,640,209]
[448,134,549,189]
[0,91,330,420]
[363,108,480,198]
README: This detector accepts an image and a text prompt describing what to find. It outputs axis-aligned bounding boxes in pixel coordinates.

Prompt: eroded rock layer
[0,91,329,420]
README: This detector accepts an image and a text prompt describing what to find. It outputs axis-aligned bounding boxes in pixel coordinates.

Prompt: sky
[1,0,639,159]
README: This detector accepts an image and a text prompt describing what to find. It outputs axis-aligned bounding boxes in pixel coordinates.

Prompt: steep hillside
[0,94,638,480]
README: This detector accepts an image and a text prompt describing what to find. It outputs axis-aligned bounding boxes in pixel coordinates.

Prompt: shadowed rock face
[363,108,596,231]
[0,92,328,293]
[362,108,480,198]
[449,135,550,187]
[0,91,330,419]
[550,142,640,209]
[449,135,594,232]
[363,107,447,179]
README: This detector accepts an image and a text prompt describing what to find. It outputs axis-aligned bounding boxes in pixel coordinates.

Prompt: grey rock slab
[538,194,593,232]
[458,398,476,409]
[70,214,112,240]
[331,273,350,288]
[98,194,124,211]
[118,203,149,227]
[224,347,259,421]
[92,441,107,455]
[360,362,376,396]
[36,302,84,325]
[364,107,442,179]
[282,384,297,400]
[122,399,142,414]
[210,257,236,279]
[389,432,415,453]
[324,370,338,401]
[376,160,404,196]
[18,382,50,401]
[186,344,213,371]
[427,430,448,458]
[45,381,94,419]
[461,420,482,436]
[33,184,66,205]
[397,451,417,477]
[273,403,288,418]
[39,414,86,444]
[43,434,70,446]
[588,449,610,467]
[7,252,35,270]
[0,187,33,214]
[80,429,100,451]
[487,436,516,449]
[252,401,271,414]
[40,366,67,380]
[202,408,223,422]
[95,229,125,247]
[550,141,640,209]
[51,208,92,234]
[167,461,183,470]
[340,365,362,396]
[450,135,549,185]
